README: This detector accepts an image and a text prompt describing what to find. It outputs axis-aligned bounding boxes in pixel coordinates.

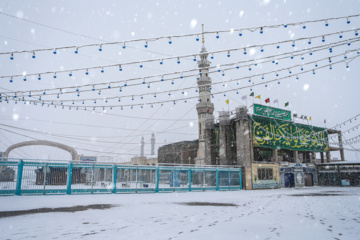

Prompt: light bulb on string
[322,36,325,42]
[92,85,95,91]
[248,77,251,83]
[313,70,315,75]
[10,77,13,83]
[211,53,214,59]
[53,72,57,78]
[315,62,318,67]
[154,93,157,98]
[131,106,133,109]
[85,69,89,75]
[236,64,240,69]
[119,87,122,92]
[145,41,148,48]
[193,55,197,61]
[238,29,242,36]
[301,65,304,71]
[262,74,264,80]
[329,57,332,63]
[291,41,295,47]
[288,69,292,74]
[325,19,329,27]
[344,54,347,59]
[339,32,343,38]
[244,48,247,55]
[118,98,121,102]
[196,35,199,41]
[118,65,122,71]
[222,70,225,76]
[101,67,104,73]
[142,78,146,84]
[290,52,294,59]
[57,94,59,99]
[148,82,150,88]
[38,74,41,80]
[347,17,350,24]
[108,83,111,88]
[216,32,219,39]
[272,58,275,63]
[123,42,126,49]
[124,80,127,86]
[53,48,57,54]
[98,90,101,95]
[10,52,14,60]
[346,63,349,69]
[260,27,263,34]
[302,23,306,29]
[168,37,172,44]
[140,62,143,68]
[75,47,78,54]
[296,75,299,80]
[132,95,134,100]
[171,79,174,84]
[82,100,84,104]
[72,100,74,105]
[160,59,163,65]
[355,30,359,36]
[347,40,351,46]
[69,71,72,77]
[308,38,311,44]
[161,75,164,81]
[141,95,143,100]
[227,51,231,57]
[276,43,280,49]
[265,83,267,87]
[177,57,180,64]
[276,72,279,77]
[260,45,264,52]
[180,72,183,79]
[329,64,333,70]
[32,51,36,59]
[94,100,96,104]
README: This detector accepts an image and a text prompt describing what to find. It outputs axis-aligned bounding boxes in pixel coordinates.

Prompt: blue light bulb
[75,48,78,54]
[216,32,219,38]
[10,53,14,60]
[303,25,306,29]
[140,64,143,68]
[347,18,350,24]
[260,27,263,34]
[196,35,199,41]
[53,49,57,54]
[284,24,287,28]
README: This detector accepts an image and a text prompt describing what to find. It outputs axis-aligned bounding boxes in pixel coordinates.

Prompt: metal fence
[0,159,242,195]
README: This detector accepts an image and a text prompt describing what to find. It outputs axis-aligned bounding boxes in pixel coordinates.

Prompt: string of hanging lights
[3,37,360,99]
[4,48,358,104]
[3,14,359,59]
[3,55,359,111]
[2,28,360,83]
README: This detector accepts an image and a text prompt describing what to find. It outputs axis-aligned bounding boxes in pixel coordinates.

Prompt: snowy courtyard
[1,187,360,240]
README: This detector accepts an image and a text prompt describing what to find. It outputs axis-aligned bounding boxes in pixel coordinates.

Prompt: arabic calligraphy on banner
[251,115,329,152]
[254,104,292,121]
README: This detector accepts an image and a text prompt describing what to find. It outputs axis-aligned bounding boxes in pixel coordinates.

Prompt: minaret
[140,136,144,157]
[195,24,214,165]
[151,133,155,155]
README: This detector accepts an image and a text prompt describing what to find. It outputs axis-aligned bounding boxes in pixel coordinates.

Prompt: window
[257,168,273,180]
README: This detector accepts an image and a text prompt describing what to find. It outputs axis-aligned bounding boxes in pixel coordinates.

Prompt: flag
[285,102,289,107]
[309,116,312,121]
[255,95,261,99]
[241,95,247,101]
[225,99,229,104]
[273,99,278,104]
[250,92,254,97]
[265,98,270,103]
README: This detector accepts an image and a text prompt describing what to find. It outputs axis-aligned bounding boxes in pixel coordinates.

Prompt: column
[294,151,299,163]
[273,149,278,163]
[320,152,324,163]
[338,132,345,161]
[326,151,331,163]
[311,152,316,164]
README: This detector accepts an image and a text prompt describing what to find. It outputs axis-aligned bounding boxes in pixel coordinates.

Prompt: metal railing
[0,158,242,196]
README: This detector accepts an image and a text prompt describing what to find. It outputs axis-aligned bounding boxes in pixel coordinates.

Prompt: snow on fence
[0,159,242,196]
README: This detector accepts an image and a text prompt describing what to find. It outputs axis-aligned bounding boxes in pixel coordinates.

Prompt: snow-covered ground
[1,187,359,240]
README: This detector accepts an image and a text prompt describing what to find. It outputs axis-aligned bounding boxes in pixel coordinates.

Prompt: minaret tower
[140,136,145,157]
[195,24,214,165]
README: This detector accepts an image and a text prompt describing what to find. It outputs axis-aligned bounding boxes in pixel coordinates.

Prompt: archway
[4,140,79,160]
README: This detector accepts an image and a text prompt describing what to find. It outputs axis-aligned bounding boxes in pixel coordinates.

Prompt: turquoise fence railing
[0,159,242,196]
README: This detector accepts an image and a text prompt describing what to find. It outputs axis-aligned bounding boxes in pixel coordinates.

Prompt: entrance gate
[284,173,295,188]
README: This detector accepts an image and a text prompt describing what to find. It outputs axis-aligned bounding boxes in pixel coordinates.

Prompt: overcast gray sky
[0,0,359,162]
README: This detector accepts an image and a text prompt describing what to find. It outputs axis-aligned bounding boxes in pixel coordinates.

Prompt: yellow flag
[225,99,229,104]
[255,95,261,99]
[309,116,312,121]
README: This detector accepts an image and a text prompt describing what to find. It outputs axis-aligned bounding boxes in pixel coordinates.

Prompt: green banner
[254,104,292,121]
[251,115,329,152]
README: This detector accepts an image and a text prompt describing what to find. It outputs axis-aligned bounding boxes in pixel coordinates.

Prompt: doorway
[304,173,313,186]
[284,173,295,188]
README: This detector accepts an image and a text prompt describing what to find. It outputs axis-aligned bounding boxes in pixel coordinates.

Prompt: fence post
[15,160,24,196]
[155,167,159,193]
[66,162,73,195]
[216,169,219,191]
[188,168,192,192]
[239,168,242,190]
[112,165,117,193]
[91,164,95,194]
[43,163,48,195]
